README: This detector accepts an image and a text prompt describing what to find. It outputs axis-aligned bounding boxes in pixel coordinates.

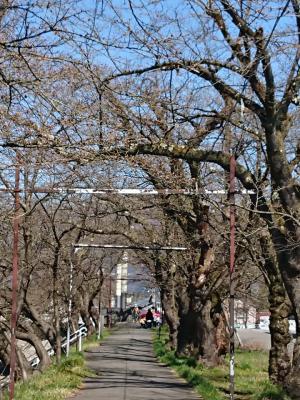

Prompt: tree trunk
[23,299,56,347]
[16,330,51,371]
[198,300,220,366]
[155,259,179,350]
[176,294,227,366]
[15,346,32,381]
[268,279,292,383]
[279,253,300,398]
[80,295,95,335]
[210,294,229,360]
[176,305,215,364]
[262,124,300,398]
[3,330,32,381]
[176,289,195,357]
[161,287,179,350]
[268,226,300,397]
[88,299,98,329]
[259,234,292,384]
[176,311,198,358]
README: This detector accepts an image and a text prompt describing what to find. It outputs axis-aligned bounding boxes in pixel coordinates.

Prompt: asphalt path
[70,323,201,400]
[237,328,271,350]
[237,328,295,355]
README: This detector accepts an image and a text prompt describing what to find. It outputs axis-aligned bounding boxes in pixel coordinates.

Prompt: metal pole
[78,332,82,352]
[97,265,102,340]
[158,289,163,339]
[109,276,112,328]
[9,155,20,400]
[229,155,236,400]
[97,278,102,339]
[66,256,74,357]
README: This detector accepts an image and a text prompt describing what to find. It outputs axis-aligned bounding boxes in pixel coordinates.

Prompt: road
[70,324,201,400]
[237,328,271,350]
[237,328,295,354]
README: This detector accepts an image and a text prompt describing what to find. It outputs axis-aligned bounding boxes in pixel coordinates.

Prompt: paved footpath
[69,323,201,400]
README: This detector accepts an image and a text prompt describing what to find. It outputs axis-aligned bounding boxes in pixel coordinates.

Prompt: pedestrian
[146,308,154,322]
[132,305,140,322]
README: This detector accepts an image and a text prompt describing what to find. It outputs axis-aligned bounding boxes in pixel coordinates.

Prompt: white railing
[61,326,88,352]
[0,325,88,391]
[31,325,87,368]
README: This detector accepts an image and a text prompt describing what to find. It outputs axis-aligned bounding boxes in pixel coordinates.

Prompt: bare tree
[72,1,299,394]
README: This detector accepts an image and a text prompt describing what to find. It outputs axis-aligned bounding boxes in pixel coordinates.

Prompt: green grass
[3,328,111,400]
[3,352,91,400]
[153,328,291,400]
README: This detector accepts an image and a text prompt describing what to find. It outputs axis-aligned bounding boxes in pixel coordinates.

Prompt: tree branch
[99,142,257,191]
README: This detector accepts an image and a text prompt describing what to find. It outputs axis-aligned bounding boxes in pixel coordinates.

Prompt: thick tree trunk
[3,330,32,381]
[261,124,300,398]
[198,300,220,366]
[210,295,229,359]
[16,330,51,371]
[15,346,32,381]
[80,295,95,335]
[176,308,199,358]
[155,259,179,350]
[161,288,179,350]
[269,227,300,397]
[268,280,292,384]
[177,292,228,366]
[176,298,225,366]
[288,336,300,399]
[259,234,292,384]
[23,299,56,347]
[175,201,224,365]
[176,288,193,356]
[88,299,98,329]
[280,259,300,398]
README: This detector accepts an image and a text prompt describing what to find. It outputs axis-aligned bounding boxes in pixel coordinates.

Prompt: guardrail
[61,325,88,352]
[31,325,88,367]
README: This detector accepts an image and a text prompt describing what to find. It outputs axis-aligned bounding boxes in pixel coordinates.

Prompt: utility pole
[229,155,236,400]
[9,154,21,400]
[97,288,102,340]
[121,253,128,310]
[66,254,74,357]
[109,276,112,328]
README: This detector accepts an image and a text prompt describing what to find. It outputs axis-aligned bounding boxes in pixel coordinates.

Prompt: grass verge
[153,328,291,400]
[3,328,111,400]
